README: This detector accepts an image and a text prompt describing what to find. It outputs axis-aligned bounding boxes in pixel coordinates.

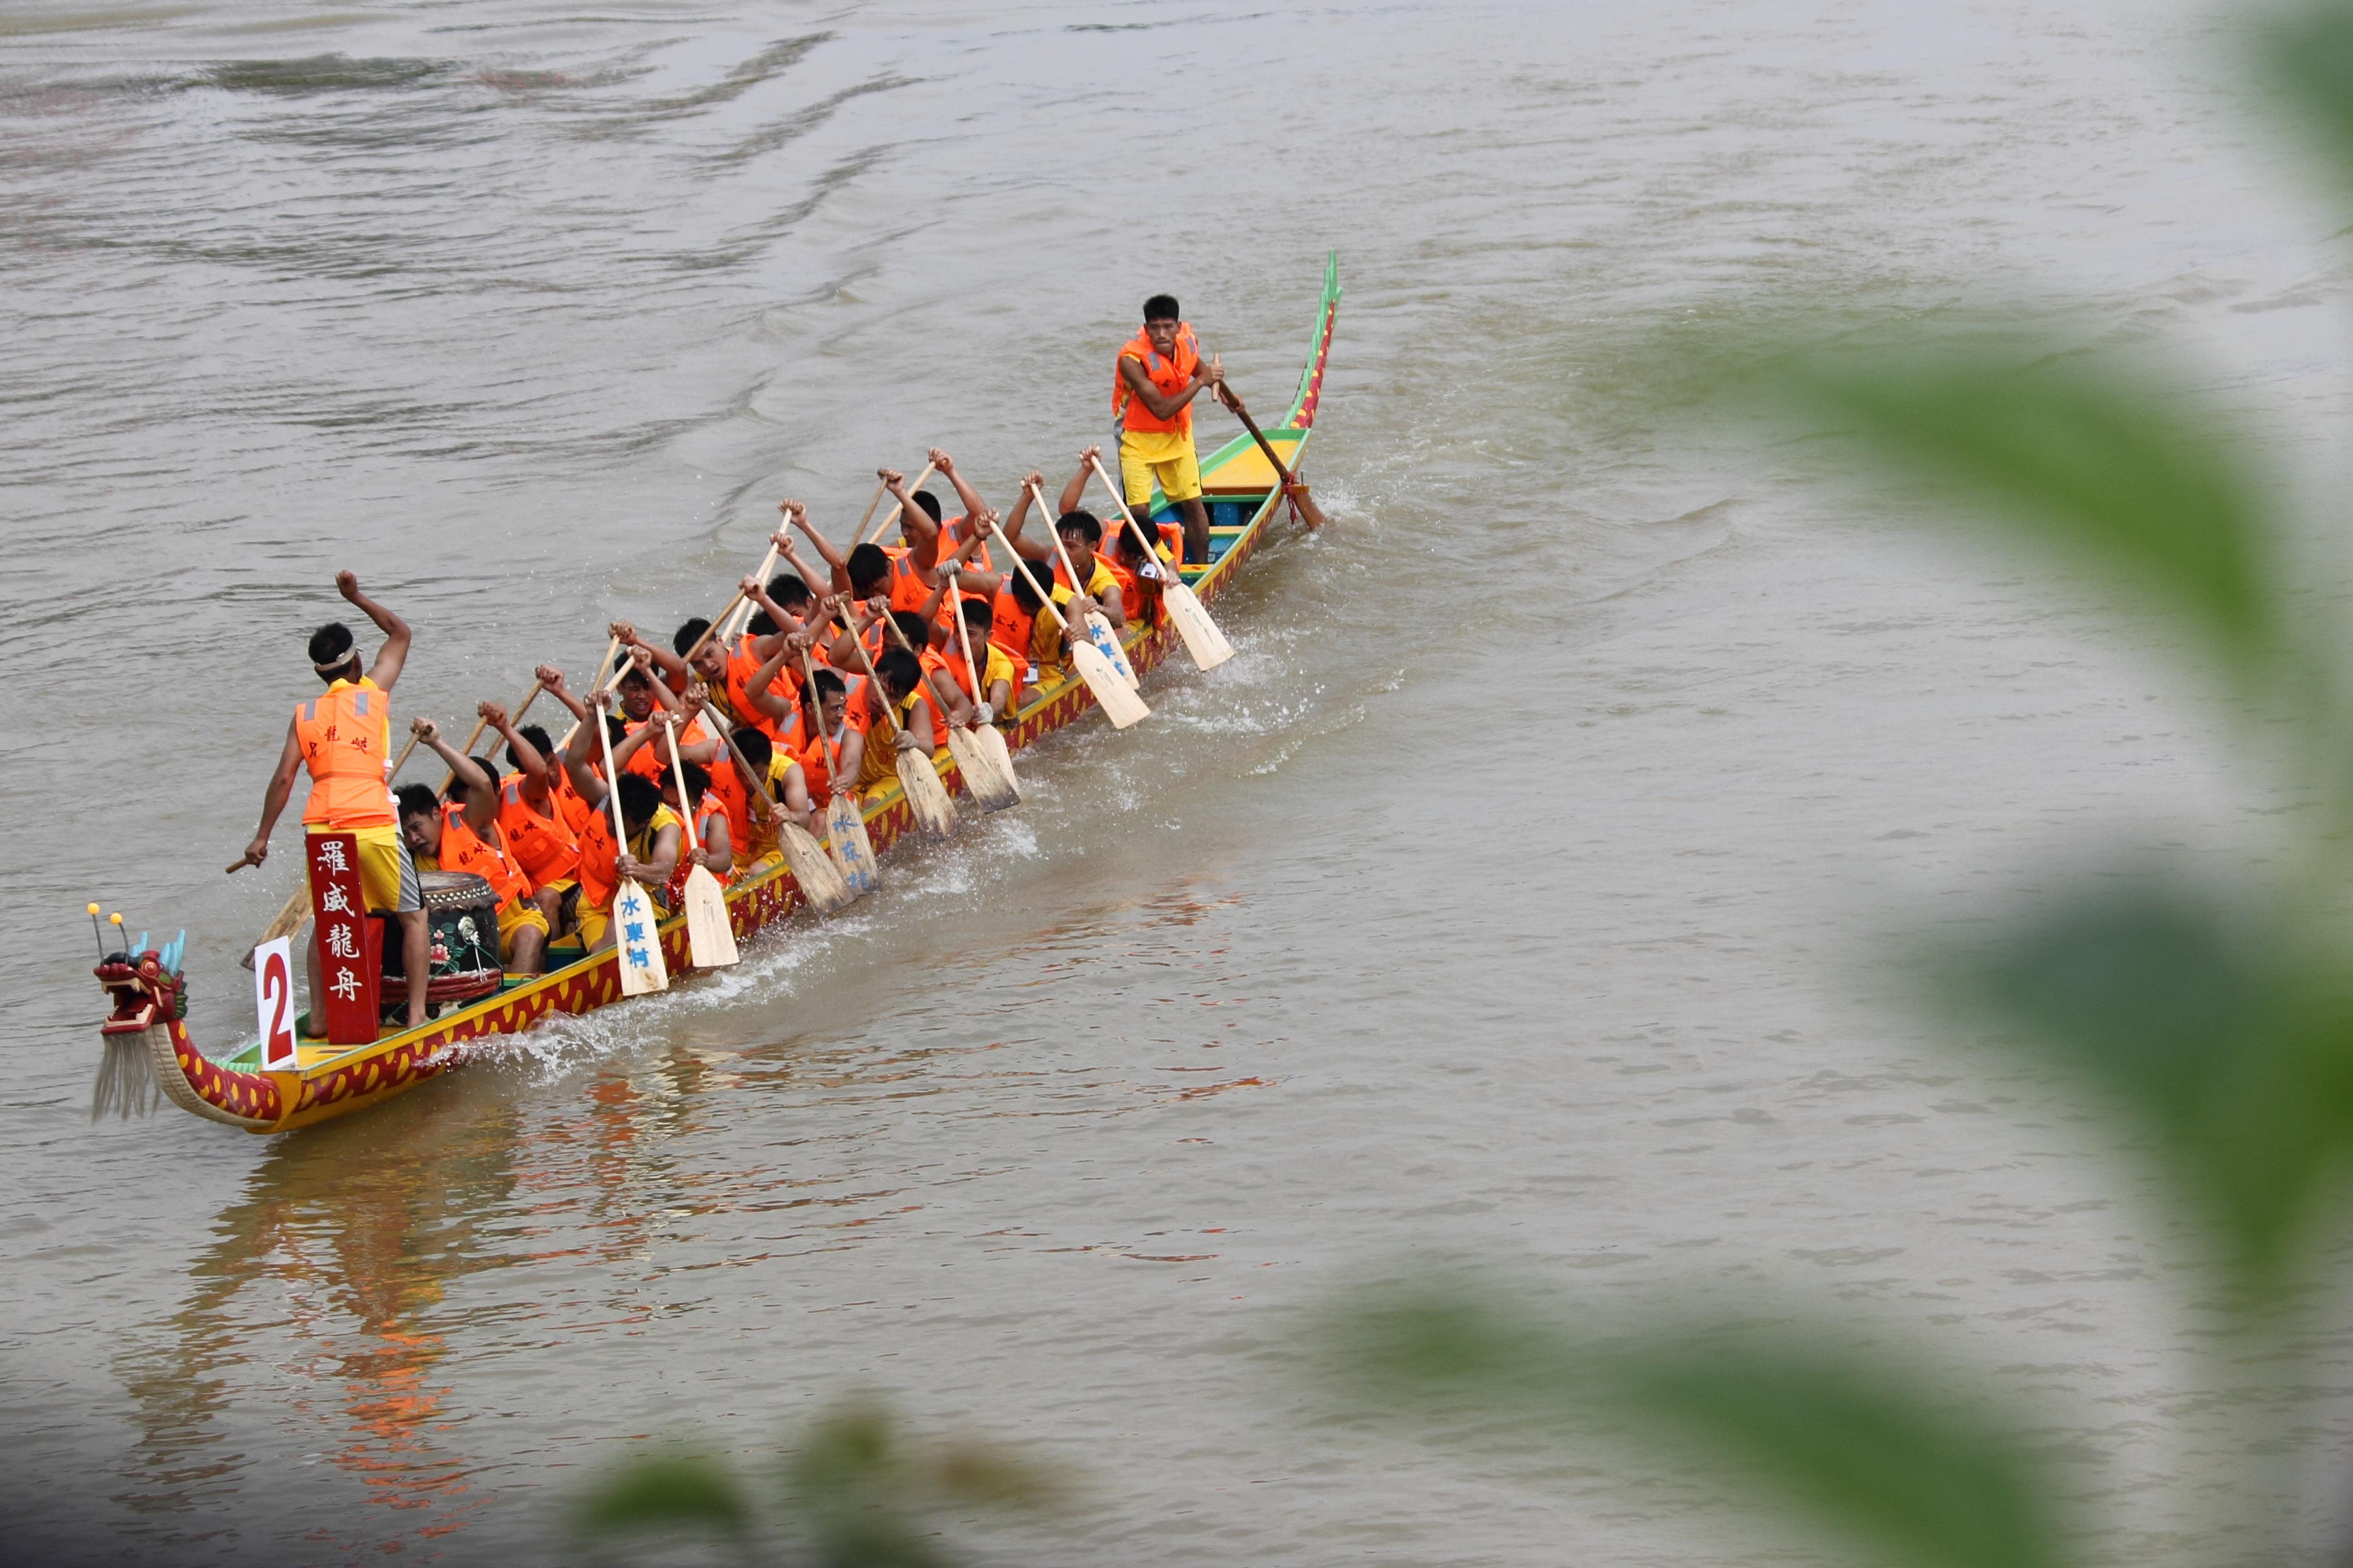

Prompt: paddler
[1114,294,1224,565]
[560,690,683,953]
[233,571,429,1031]
[849,648,940,803]
[396,719,551,976]
[479,697,581,940]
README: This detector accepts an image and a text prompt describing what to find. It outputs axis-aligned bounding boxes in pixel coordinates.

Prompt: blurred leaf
[1963,882,2353,1281]
[1766,349,2271,676]
[1345,1300,2058,1568]
[2263,3,2353,194]
[574,1452,750,1538]
[780,1401,1058,1568]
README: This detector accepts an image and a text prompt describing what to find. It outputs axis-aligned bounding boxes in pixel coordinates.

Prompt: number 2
[260,951,294,1069]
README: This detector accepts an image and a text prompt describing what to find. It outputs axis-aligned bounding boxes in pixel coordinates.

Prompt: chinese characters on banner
[307,831,379,1044]
[613,879,668,995]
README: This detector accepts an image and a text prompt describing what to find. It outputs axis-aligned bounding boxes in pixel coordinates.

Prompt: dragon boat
[92,255,1340,1134]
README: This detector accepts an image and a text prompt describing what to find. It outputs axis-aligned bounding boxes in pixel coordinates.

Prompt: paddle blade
[896,748,959,836]
[1286,479,1327,529]
[1085,612,1140,689]
[1163,578,1234,670]
[682,866,738,968]
[824,793,881,897]
[778,822,853,915]
[1071,642,1151,728]
[975,723,1020,801]
[946,727,1018,812]
[613,879,670,995]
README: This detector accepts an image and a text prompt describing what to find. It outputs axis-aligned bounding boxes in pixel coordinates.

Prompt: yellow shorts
[1120,430,1201,506]
[495,899,550,964]
[310,822,419,913]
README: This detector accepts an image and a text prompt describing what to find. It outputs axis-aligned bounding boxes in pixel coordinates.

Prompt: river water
[6,1,2348,1563]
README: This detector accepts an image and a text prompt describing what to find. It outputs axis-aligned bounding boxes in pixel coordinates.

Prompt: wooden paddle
[871,595,1017,812]
[711,718,852,915]
[984,517,1150,730]
[950,578,1021,803]
[859,460,938,546]
[802,649,880,896]
[1218,384,1326,529]
[595,699,670,996]
[237,884,310,972]
[838,606,958,836]
[1035,483,1140,689]
[556,635,626,752]
[1085,454,1235,672]
[847,474,891,544]
[663,716,738,969]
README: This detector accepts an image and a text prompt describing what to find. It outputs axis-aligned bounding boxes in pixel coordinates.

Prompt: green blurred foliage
[572,1398,1060,1567]
[1345,1301,2058,1568]
[1329,7,2353,1568]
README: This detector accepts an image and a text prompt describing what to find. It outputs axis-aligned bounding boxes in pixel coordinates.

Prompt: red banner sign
[307,831,379,1045]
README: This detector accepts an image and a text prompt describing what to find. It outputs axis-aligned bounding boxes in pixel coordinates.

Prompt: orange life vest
[884,546,933,615]
[577,805,675,914]
[294,678,396,829]
[1113,323,1200,436]
[498,776,580,890]
[622,712,710,786]
[435,803,529,909]
[914,648,955,749]
[795,729,840,808]
[990,583,1037,671]
[716,638,787,744]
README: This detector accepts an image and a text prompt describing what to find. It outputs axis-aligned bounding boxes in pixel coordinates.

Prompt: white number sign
[252,935,298,1070]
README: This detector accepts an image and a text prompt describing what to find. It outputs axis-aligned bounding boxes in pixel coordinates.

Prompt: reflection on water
[114,1101,527,1552]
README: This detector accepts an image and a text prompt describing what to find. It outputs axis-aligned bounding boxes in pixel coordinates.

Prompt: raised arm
[339,571,413,691]
[537,665,589,725]
[786,500,852,595]
[414,716,497,832]
[483,699,547,790]
[882,468,942,570]
[929,448,989,536]
[564,693,614,810]
[1058,447,1098,517]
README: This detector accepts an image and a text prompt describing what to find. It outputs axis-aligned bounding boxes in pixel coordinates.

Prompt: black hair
[1056,510,1102,545]
[307,622,357,669]
[874,647,922,698]
[731,726,773,772]
[960,593,993,626]
[617,662,653,688]
[1144,294,1180,322]
[800,669,846,712]
[890,610,933,654]
[846,542,891,595]
[1114,523,1152,559]
[678,761,710,806]
[1008,566,1044,610]
[747,572,813,635]
[910,490,942,523]
[512,725,553,771]
[395,783,438,822]
[615,771,662,829]
[672,618,712,656]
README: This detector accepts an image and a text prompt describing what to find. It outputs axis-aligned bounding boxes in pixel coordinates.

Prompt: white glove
[973,703,995,726]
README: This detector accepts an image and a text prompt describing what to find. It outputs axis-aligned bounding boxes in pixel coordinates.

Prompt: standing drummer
[234,571,430,1032]
[1113,294,1224,565]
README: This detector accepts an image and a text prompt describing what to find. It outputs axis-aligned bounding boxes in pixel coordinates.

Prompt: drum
[375,871,504,1008]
